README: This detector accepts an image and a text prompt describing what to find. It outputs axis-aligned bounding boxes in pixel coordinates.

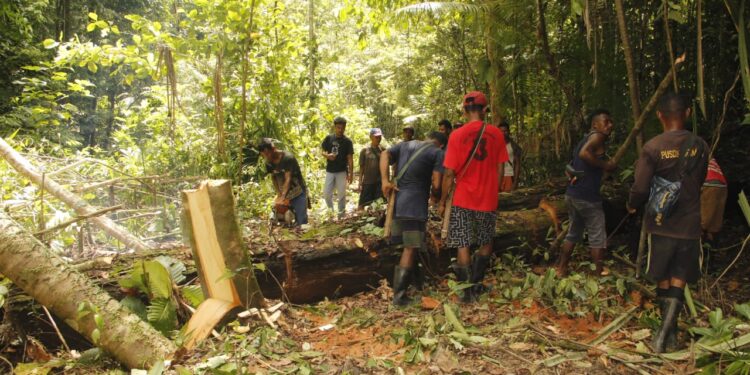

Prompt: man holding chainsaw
[259,138,308,226]
[438,91,508,303]
[381,132,445,306]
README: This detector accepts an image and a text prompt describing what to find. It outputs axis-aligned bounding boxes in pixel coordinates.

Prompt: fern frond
[147,298,177,335]
[180,285,205,308]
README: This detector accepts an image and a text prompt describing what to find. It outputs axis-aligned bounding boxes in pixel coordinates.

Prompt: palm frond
[396,2,486,18]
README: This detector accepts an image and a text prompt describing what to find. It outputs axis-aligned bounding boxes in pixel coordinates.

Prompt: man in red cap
[438,91,508,303]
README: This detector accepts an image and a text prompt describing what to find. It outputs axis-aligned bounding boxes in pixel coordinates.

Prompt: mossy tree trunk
[0,211,176,369]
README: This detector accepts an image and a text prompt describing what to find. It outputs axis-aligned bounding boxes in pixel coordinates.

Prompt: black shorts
[359,183,383,206]
[646,234,702,283]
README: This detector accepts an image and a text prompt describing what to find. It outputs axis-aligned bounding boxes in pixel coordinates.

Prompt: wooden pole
[0,211,175,369]
[0,137,149,252]
[608,55,686,167]
[614,0,644,153]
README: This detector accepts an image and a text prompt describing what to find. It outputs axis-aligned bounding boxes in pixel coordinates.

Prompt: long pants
[324,171,347,216]
[290,189,308,225]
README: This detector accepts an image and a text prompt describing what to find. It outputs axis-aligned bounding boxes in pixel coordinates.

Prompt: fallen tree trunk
[0,137,148,252]
[0,211,176,369]
[254,199,575,303]
[254,183,631,303]
[497,177,567,211]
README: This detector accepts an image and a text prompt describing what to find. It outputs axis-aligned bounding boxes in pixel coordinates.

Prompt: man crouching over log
[438,91,508,303]
[381,132,445,306]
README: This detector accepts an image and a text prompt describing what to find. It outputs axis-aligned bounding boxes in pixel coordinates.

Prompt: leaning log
[0,211,176,369]
[0,137,149,252]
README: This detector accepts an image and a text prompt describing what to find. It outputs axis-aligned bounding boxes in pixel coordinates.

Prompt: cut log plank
[0,137,148,251]
[0,210,175,369]
[181,180,264,349]
[181,180,264,308]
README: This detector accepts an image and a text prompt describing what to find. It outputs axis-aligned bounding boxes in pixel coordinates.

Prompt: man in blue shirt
[380,133,445,306]
[556,109,616,277]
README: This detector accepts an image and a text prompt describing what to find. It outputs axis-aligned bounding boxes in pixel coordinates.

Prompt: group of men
[259,90,723,354]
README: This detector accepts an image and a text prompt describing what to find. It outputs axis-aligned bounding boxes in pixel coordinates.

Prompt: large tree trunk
[614,0,644,153]
[0,211,176,369]
[0,137,149,252]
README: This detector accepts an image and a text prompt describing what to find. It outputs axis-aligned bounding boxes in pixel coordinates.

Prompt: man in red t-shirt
[438,91,508,303]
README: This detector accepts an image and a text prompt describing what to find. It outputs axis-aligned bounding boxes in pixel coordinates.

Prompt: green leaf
[87,23,96,32]
[91,328,101,344]
[88,12,98,21]
[147,298,177,335]
[154,256,187,284]
[739,191,750,226]
[443,304,467,334]
[120,296,148,321]
[148,360,165,375]
[13,362,51,375]
[180,285,205,307]
[94,314,103,329]
[738,0,750,109]
[736,303,750,321]
[138,261,173,299]
[87,62,98,73]
[42,39,58,49]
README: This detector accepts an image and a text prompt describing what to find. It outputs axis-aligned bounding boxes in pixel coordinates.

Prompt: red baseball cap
[463,91,488,107]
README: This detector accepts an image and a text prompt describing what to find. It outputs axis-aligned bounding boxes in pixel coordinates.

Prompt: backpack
[647,134,699,226]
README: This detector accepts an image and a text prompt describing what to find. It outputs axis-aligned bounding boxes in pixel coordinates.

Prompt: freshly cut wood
[0,211,175,369]
[182,180,264,307]
[0,137,148,252]
[498,177,567,211]
[181,180,264,349]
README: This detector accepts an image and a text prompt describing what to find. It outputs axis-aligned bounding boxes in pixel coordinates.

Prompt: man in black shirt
[321,117,354,218]
[258,138,308,226]
[380,136,444,306]
[627,92,708,353]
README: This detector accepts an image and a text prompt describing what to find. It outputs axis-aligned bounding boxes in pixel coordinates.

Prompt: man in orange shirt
[439,91,509,303]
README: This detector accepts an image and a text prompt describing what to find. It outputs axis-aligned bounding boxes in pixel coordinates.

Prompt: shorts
[646,233,701,283]
[700,186,727,233]
[390,219,426,249]
[446,206,496,248]
[359,183,383,206]
[564,195,607,249]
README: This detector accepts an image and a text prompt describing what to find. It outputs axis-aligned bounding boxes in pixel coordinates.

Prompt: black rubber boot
[652,297,682,353]
[413,263,424,292]
[392,266,413,306]
[469,254,492,297]
[654,297,677,352]
[453,265,474,303]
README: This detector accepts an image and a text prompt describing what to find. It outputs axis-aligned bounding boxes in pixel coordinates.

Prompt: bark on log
[0,137,148,252]
[497,177,567,211]
[254,185,630,303]
[0,211,176,369]
[254,199,574,303]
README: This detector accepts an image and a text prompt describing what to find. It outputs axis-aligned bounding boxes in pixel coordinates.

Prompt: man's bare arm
[579,133,615,171]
